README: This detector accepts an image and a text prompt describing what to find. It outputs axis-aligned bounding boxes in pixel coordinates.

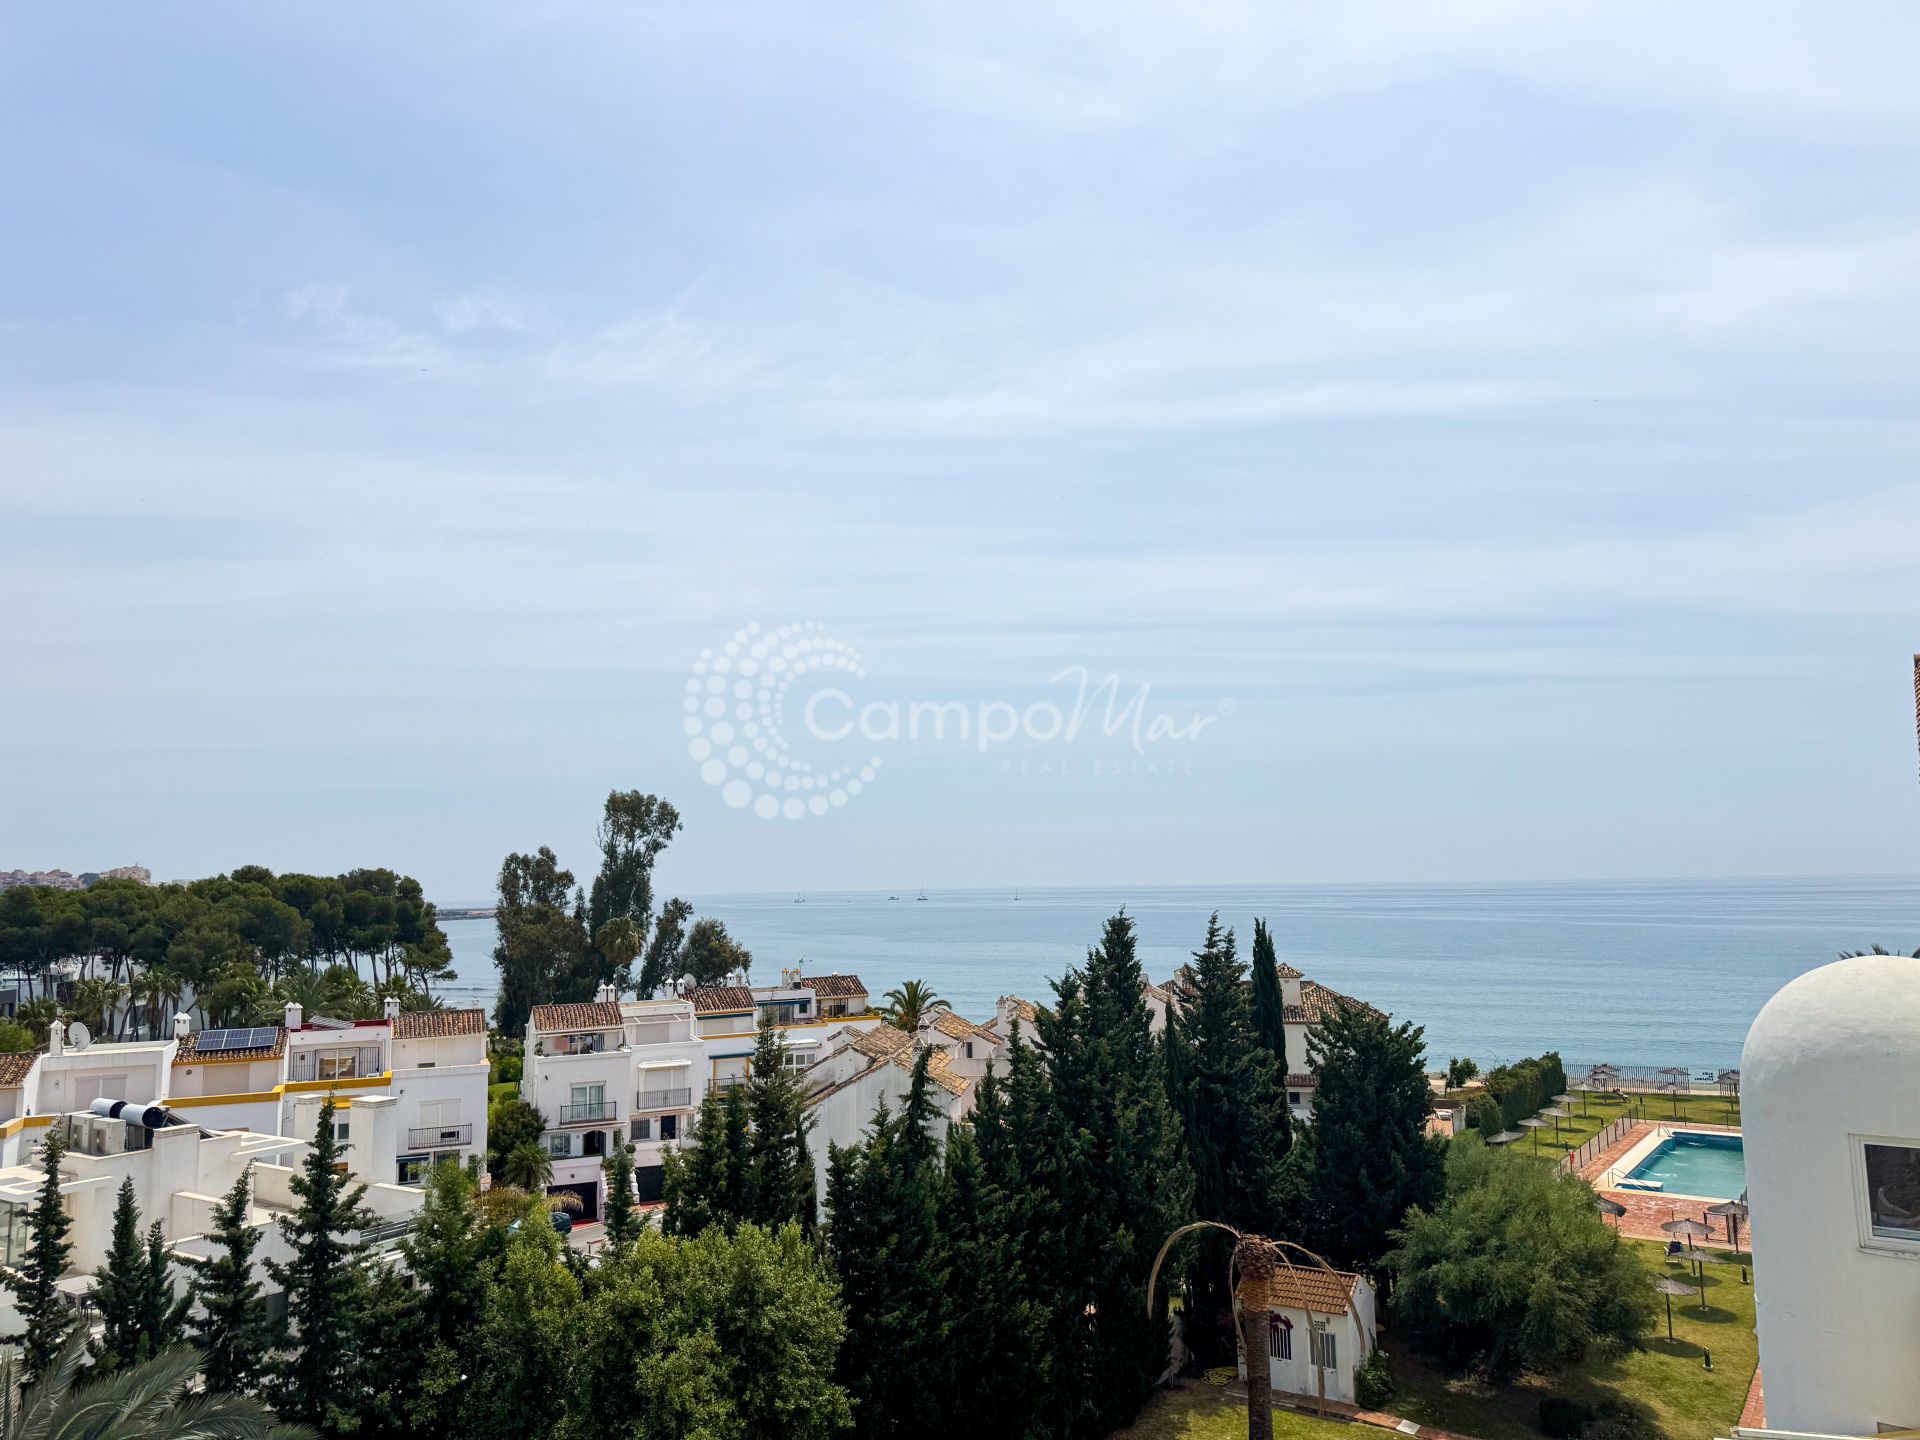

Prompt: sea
[432,875,1920,1075]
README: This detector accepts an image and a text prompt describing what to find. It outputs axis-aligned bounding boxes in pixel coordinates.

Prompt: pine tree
[1304,998,1446,1274]
[1167,915,1294,1361]
[91,1177,149,1370]
[266,1097,375,1429]
[745,1011,817,1233]
[3,1124,74,1383]
[602,1135,639,1251]
[140,1218,186,1357]
[188,1168,271,1395]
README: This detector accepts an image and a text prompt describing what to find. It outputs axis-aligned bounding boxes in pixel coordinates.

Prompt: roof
[0,1052,36,1087]
[1141,981,1174,1004]
[393,1008,485,1040]
[929,1010,999,1045]
[689,986,755,1014]
[841,1025,969,1097]
[1264,1266,1363,1316]
[1273,962,1305,980]
[529,1002,624,1032]
[1284,1072,1318,1089]
[997,996,1039,1026]
[799,974,867,999]
[174,1027,286,1064]
[1285,980,1381,1025]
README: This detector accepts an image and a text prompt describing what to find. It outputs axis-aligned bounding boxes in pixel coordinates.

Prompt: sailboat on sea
[915,886,928,901]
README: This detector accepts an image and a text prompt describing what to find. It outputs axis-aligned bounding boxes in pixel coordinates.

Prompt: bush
[1468,1095,1504,1140]
[1481,1051,1568,1132]
[1538,1397,1593,1438]
[492,1053,522,1085]
[1354,1349,1394,1409]
[1582,1397,1659,1440]
[1446,1056,1479,1090]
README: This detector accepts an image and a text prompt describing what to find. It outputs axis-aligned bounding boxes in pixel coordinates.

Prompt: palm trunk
[1241,1306,1273,1440]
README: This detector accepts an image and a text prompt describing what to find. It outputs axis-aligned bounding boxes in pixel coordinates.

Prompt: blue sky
[3,3,1918,901]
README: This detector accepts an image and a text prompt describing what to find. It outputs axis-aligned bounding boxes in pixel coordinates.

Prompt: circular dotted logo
[684,622,882,820]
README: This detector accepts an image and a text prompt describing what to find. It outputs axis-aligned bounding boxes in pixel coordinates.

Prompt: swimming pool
[1623,1131,1746,1200]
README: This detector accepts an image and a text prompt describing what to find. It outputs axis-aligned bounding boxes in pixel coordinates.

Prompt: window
[318,1054,358,1080]
[965,1042,974,1059]
[631,1117,652,1143]
[781,1049,811,1070]
[1288,1092,1303,1106]
[547,1133,572,1159]
[583,1130,607,1158]
[1268,1322,1291,1360]
[335,1122,350,1141]
[1309,1331,1337,1369]
[660,1114,678,1142]
[1864,1141,1920,1243]
[397,1155,430,1186]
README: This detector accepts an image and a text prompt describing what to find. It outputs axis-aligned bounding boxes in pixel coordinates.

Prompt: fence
[1557,1116,1635,1175]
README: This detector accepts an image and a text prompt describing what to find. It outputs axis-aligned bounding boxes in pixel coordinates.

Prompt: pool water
[1624,1132,1746,1200]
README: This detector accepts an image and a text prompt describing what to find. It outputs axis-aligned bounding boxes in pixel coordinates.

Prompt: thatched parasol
[1654,1275,1696,1339]
[1705,1199,1750,1251]
[1486,1129,1524,1145]
[1661,1216,1713,1251]
[1594,1194,1627,1228]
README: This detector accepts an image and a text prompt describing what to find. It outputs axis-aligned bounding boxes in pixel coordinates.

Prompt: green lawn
[489,1081,518,1106]
[1108,1384,1357,1440]
[1456,1088,1741,1166]
[1385,1240,1757,1440]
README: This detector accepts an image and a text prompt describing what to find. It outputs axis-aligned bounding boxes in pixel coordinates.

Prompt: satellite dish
[67,1021,92,1051]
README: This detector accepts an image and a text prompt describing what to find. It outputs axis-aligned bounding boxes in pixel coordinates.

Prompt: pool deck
[1579,1120,1751,1247]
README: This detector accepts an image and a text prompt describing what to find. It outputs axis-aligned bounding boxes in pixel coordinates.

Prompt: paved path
[1739,1368,1766,1429]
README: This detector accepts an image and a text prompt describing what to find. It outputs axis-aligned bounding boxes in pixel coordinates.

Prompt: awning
[638,1059,691,1070]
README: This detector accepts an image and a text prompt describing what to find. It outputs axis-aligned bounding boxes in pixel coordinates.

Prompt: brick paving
[1739,1368,1766,1429]
[1578,1120,1752,1248]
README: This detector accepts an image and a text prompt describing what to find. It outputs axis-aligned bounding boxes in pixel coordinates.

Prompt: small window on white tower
[1863,1141,1920,1244]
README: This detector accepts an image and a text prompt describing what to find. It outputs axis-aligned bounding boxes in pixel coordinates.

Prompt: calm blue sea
[434,875,1920,1072]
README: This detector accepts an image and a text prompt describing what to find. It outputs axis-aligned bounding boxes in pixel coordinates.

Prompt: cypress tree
[1304,999,1446,1274]
[1034,913,1192,1438]
[1248,918,1294,1154]
[745,1011,817,1233]
[138,1216,187,1357]
[188,1168,271,1395]
[1167,915,1294,1361]
[661,1080,752,1236]
[91,1177,148,1369]
[3,1124,73,1383]
[266,1097,375,1429]
[825,1050,947,1440]
[602,1135,638,1251]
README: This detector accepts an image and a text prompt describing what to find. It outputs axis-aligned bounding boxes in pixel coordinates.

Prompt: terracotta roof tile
[929,1010,999,1045]
[0,1052,36,1086]
[688,986,755,1014]
[798,974,867,999]
[1273,962,1305,980]
[394,1008,485,1040]
[529,1001,623,1032]
[851,1026,914,1060]
[1286,980,1380,1025]
[1264,1266,1363,1316]
[173,1027,286,1064]
[1284,1072,1318,1089]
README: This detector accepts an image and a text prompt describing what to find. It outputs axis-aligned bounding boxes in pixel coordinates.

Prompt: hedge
[1474,1051,1568,1140]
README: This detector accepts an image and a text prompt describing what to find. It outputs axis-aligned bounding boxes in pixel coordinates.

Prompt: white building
[1249,1266,1378,1407]
[523,991,704,1217]
[0,1101,425,1340]
[1741,953,1920,1435]
[688,970,882,1090]
[802,1022,982,1201]
[0,1002,490,1191]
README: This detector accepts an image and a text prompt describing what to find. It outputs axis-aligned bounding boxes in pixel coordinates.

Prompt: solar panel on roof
[196,1029,232,1051]
[250,1027,277,1048]
[194,1028,275,1053]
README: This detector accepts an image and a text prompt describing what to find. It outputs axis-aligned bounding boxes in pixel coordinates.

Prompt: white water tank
[1743,954,1920,1434]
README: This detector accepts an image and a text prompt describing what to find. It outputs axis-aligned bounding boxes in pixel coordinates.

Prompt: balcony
[559,1100,617,1126]
[636,1087,692,1111]
[407,1124,473,1149]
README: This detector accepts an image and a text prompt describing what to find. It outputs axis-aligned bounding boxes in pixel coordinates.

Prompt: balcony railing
[407,1124,473,1149]
[636,1087,692,1111]
[560,1100,616,1125]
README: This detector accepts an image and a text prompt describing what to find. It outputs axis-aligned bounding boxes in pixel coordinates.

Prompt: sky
[3,2,1919,903]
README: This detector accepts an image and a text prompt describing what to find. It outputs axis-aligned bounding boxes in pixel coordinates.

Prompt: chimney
[597,983,615,1005]
[173,1013,191,1040]
[47,1019,65,1057]
[1280,972,1303,1009]
[284,1001,303,1032]
[382,996,400,1022]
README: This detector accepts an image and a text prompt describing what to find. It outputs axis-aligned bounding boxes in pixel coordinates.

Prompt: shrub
[1539,1397,1593,1438]
[1469,1095,1504,1140]
[1582,1397,1660,1440]
[1446,1056,1479,1089]
[1354,1349,1394,1409]
[491,1053,522,1085]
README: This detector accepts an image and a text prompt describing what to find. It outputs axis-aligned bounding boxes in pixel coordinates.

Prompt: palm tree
[499,1141,554,1193]
[1,1327,309,1439]
[880,979,948,1032]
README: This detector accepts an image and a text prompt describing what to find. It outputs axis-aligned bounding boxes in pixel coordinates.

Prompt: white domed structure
[1744,953,1920,1434]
